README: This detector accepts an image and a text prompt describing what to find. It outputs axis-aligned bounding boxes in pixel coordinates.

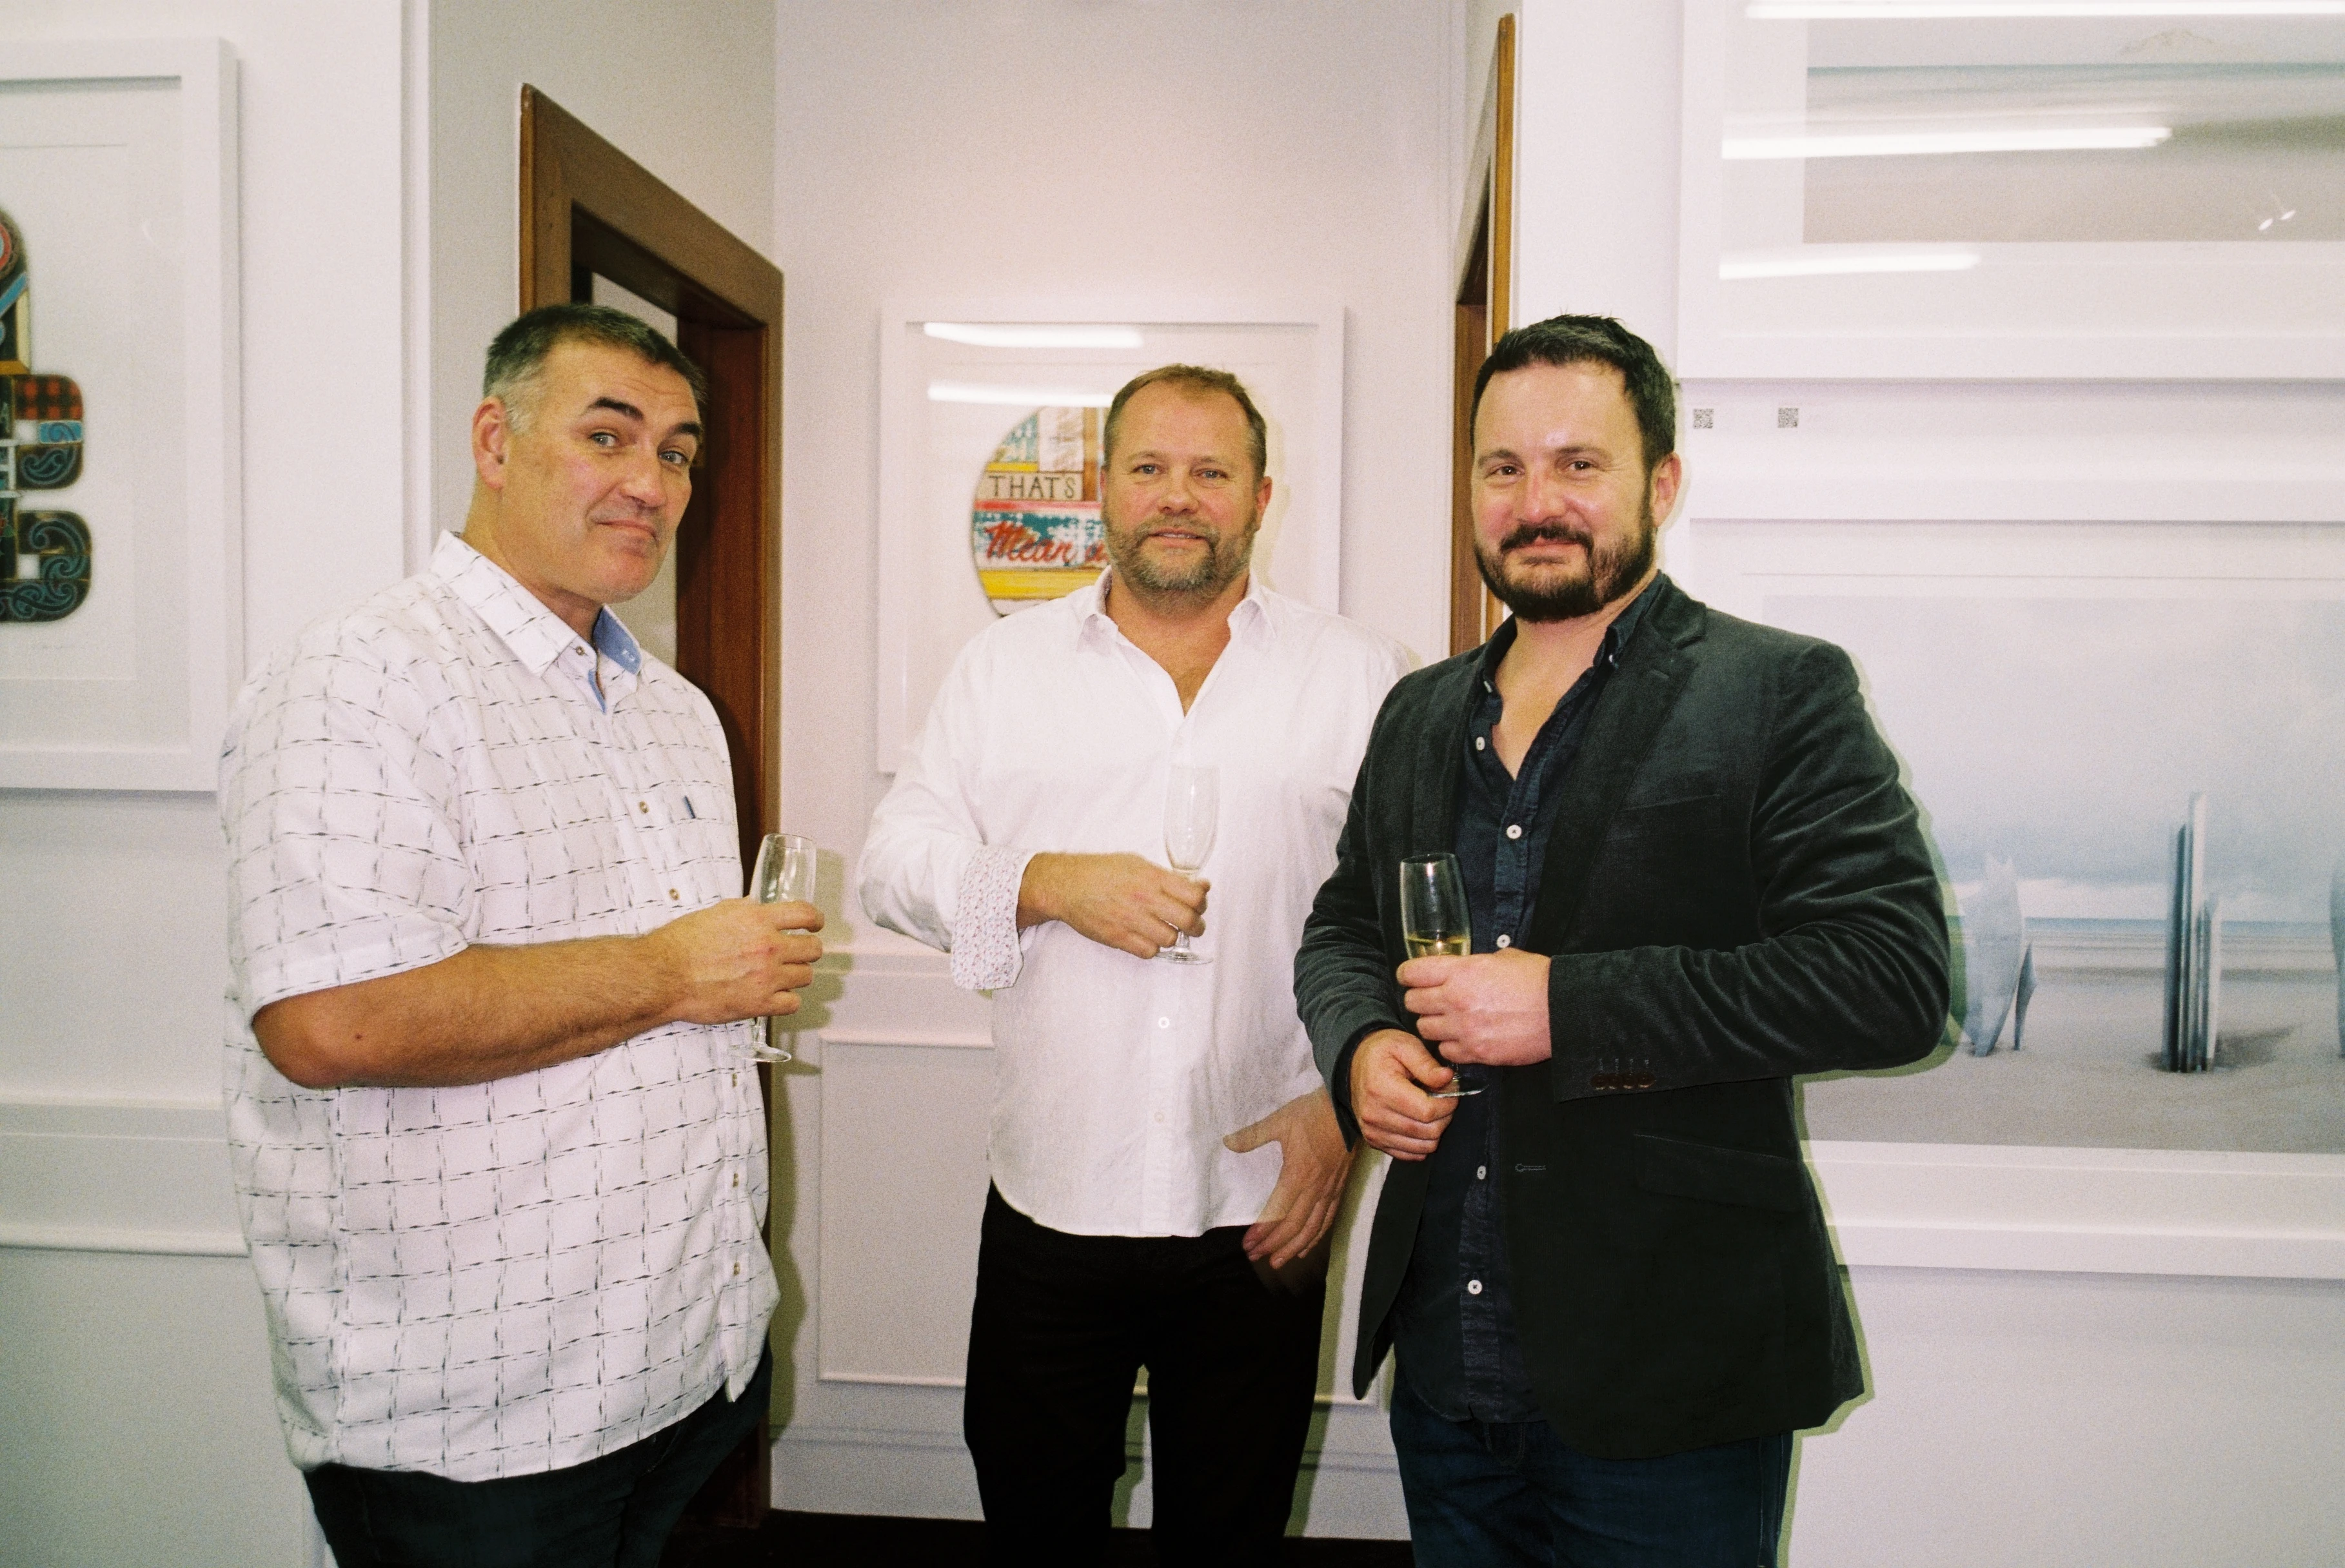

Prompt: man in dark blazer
[1296,315,1948,1567]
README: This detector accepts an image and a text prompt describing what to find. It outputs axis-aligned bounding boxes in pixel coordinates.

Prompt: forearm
[254,933,697,1090]
[1546,906,1949,1099]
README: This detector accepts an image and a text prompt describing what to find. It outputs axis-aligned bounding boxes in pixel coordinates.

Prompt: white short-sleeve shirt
[219,533,777,1482]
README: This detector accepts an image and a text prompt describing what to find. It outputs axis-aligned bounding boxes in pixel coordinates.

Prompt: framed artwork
[1677,1,2345,378]
[1676,514,2345,1158]
[0,38,239,790]
[874,304,1344,773]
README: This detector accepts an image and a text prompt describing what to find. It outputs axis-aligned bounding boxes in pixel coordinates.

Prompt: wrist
[635,923,693,1028]
[1015,852,1064,929]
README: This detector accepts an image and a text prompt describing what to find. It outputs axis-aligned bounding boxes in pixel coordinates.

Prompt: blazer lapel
[1531,583,1704,948]
[1407,657,1479,857]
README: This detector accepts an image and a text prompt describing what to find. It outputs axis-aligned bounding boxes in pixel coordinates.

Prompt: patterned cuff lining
[950,845,1033,992]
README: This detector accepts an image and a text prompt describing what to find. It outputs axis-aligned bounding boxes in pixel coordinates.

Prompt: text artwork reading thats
[971,406,1106,615]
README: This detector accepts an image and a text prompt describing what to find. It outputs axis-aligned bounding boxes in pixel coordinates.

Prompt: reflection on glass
[1722,14,2345,250]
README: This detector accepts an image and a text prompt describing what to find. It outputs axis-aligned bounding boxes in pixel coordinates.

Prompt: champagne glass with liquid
[1160,765,1218,965]
[1398,852,1484,1097]
[737,831,817,1061]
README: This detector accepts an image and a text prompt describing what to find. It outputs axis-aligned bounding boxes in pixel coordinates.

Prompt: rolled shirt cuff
[949,843,1036,991]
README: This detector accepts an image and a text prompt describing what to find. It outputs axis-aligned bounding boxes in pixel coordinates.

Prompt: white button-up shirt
[857,574,1408,1238]
[219,533,776,1482]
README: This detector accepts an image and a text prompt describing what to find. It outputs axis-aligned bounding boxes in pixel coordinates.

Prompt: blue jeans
[1389,1370,1790,1567]
[303,1348,771,1568]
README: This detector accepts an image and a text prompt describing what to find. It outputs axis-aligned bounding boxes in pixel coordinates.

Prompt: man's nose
[1519,465,1572,521]
[617,446,671,506]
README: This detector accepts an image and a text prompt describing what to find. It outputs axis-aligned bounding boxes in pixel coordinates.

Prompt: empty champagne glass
[1161,765,1218,965]
[737,831,817,1061]
[1398,852,1484,1097]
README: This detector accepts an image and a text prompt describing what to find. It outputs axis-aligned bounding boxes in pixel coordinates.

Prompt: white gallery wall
[0,4,408,1566]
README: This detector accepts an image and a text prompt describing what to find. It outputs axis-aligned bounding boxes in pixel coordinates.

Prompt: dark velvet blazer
[1296,578,1949,1460]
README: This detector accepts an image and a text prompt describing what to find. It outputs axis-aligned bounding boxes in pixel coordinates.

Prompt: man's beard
[1474,498,1656,623]
[1103,506,1259,599]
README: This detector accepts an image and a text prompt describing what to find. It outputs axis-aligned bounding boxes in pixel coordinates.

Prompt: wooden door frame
[1451,12,1516,656]
[519,85,783,881]
[518,86,783,1529]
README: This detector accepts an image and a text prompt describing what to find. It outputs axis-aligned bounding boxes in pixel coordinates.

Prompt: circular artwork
[970,405,1106,615]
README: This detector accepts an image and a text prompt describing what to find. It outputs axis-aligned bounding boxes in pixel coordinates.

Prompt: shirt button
[1476,1164,1488,1180]
[1496,935,1511,949]
[1158,1017,1171,1028]
[1505,823,1523,840]
[1474,736,1487,751]
[1154,1111,1166,1124]
[1467,1279,1484,1296]
[668,888,680,901]
[638,801,649,813]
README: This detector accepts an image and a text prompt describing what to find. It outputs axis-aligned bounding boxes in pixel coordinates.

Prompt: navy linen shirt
[1384,578,1658,1422]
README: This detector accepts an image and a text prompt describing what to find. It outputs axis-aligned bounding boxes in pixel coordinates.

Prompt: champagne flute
[737,831,817,1061]
[1160,764,1218,965]
[1398,853,1484,1097]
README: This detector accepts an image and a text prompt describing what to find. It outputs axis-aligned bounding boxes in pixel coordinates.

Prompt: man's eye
[662,449,693,467]
[589,431,620,447]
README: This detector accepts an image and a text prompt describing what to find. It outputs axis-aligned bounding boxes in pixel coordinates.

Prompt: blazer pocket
[1632,1133,1807,1214]
[1607,793,1721,840]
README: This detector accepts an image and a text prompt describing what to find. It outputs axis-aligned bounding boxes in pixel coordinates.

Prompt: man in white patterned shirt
[859,365,1409,1565]
[219,304,820,1567]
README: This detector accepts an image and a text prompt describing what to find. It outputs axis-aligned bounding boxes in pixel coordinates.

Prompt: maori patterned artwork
[0,204,92,623]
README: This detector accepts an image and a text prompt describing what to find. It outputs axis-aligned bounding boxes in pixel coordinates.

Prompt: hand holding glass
[738,832,816,1061]
[1398,853,1484,1097]
[1160,765,1217,965]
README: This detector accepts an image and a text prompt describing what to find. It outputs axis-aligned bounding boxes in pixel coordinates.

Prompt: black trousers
[304,1348,771,1568]
[964,1186,1327,1568]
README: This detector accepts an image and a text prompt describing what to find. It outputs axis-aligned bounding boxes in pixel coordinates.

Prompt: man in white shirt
[219,304,822,1567]
[859,364,1409,1563]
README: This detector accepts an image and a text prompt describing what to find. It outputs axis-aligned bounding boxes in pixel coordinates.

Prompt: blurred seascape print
[1770,594,2345,1153]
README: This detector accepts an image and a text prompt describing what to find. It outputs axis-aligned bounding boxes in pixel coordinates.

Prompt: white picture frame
[874,302,1345,775]
[0,37,240,790]
[1676,1,2345,380]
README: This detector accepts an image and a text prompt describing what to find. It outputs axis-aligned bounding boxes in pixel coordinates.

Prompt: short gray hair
[482,302,707,431]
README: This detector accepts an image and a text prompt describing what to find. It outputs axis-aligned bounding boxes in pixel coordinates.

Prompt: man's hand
[648,897,825,1024]
[1400,948,1553,1066]
[1223,1088,1353,1269]
[1017,851,1207,959]
[1349,1028,1459,1161]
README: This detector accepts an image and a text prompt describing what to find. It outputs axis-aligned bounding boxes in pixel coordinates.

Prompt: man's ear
[1648,451,1684,525]
[471,397,513,491]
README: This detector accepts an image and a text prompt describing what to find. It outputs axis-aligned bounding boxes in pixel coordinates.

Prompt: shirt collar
[1073,568,1278,652]
[431,531,620,678]
[1475,573,1666,694]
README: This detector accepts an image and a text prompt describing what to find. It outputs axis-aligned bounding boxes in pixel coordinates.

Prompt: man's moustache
[1499,524,1592,554]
